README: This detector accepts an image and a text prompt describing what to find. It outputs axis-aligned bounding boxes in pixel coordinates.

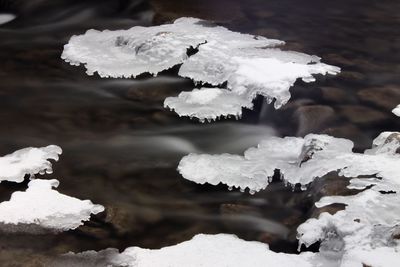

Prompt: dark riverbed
[0,0,399,265]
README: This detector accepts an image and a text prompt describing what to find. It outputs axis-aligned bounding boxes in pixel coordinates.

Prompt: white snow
[392,104,400,117]
[62,17,339,121]
[57,234,321,267]
[0,145,62,183]
[0,179,104,232]
[0,14,15,25]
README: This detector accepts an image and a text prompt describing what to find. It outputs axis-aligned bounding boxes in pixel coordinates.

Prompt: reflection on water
[0,0,399,264]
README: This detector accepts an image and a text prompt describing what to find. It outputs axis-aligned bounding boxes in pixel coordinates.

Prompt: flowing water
[0,0,399,264]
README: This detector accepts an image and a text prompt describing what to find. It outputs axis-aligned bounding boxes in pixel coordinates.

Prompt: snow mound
[62,17,339,121]
[56,234,320,267]
[0,145,62,183]
[0,179,104,232]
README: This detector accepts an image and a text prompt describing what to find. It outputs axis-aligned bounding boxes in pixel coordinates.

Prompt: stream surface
[0,0,399,264]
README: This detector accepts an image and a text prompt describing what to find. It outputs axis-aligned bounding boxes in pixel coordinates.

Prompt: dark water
[0,0,399,265]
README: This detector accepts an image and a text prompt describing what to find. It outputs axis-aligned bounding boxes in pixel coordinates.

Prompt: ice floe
[62,17,339,121]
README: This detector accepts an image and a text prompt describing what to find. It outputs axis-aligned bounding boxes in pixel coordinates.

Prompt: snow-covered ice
[0,145,62,183]
[62,17,339,121]
[0,179,104,232]
[176,131,400,266]
[56,234,324,267]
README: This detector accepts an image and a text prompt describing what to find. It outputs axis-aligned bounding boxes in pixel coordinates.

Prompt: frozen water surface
[177,131,400,266]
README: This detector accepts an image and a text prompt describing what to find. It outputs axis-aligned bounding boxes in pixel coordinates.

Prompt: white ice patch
[0,145,62,183]
[0,179,104,232]
[57,234,322,267]
[178,134,354,192]
[164,87,253,122]
[0,14,15,25]
[62,17,339,121]
[179,132,400,193]
[392,104,400,117]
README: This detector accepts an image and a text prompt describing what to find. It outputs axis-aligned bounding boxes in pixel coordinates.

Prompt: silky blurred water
[0,0,399,264]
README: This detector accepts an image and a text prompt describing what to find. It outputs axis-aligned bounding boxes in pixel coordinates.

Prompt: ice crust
[0,145,62,183]
[0,179,104,232]
[62,17,340,121]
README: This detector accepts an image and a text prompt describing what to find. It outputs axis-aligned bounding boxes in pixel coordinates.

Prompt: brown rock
[358,85,400,111]
[220,204,257,215]
[338,105,388,125]
[252,28,280,39]
[338,71,365,81]
[149,0,245,24]
[293,105,336,136]
[322,124,371,151]
[105,204,162,235]
[320,87,352,104]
